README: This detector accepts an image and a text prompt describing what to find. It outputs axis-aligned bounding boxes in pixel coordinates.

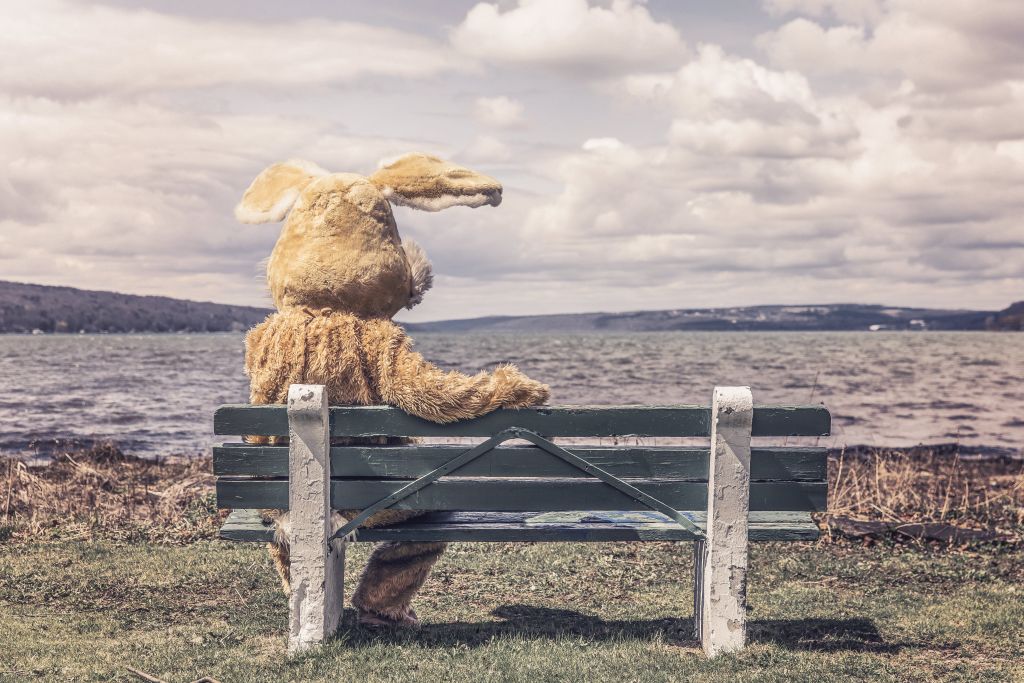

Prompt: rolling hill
[1,279,1018,334]
[404,303,1022,333]
[0,280,271,333]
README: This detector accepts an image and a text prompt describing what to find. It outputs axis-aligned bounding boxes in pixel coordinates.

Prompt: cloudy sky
[2,0,1021,321]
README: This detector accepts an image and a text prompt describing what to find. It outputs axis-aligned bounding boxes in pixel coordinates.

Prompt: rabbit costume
[236,153,550,627]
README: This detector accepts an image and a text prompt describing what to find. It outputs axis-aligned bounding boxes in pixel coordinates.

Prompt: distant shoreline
[402,302,1023,334]
[2,279,1021,333]
[2,328,1018,337]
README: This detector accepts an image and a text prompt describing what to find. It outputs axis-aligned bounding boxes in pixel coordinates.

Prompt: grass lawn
[2,538,1022,682]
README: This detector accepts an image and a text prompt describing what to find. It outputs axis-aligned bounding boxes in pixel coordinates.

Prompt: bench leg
[697,386,753,656]
[692,539,705,642]
[286,384,343,654]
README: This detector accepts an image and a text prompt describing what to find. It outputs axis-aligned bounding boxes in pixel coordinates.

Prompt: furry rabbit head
[235,153,502,318]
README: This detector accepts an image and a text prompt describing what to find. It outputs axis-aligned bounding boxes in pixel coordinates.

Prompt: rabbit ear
[235,159,328,223]
[369,153,502,212]
[403,238,434,309]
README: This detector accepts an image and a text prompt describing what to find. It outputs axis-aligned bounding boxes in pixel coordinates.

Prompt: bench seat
[220,508,820,543]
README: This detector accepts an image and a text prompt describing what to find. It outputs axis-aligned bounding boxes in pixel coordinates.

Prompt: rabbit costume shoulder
[237,153,549,626]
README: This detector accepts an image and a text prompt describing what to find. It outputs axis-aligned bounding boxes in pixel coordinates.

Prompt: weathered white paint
[692,538,705,640]
[697,386,753,656]
[286,384,344,654]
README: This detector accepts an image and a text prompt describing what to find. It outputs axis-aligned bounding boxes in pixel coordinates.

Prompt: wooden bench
[214,384,830,656]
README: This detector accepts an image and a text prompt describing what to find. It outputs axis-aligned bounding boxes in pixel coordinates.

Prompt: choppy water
[0,332,1021,457]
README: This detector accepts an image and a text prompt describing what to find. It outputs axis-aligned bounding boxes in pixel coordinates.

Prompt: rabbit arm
[365,322,550,424]
[244,312,306,406]
[242,313,303,445]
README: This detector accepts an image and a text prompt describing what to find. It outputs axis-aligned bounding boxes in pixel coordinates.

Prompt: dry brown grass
[1,442,220,544]
[2,442,1022,545]
[824,446,1024,541]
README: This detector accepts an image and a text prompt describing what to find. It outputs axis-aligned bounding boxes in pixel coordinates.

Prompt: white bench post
[287,384,344,654]
[695,386,753,656]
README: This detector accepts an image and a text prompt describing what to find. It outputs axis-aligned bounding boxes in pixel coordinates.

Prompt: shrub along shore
[2,443,1022,681]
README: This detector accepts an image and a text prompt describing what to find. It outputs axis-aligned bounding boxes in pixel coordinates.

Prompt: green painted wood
[213,444,827,481]
[219,509,274,542]
[215,478,826,512]
[750,448,827,481]
[213,404,830,438]
[751,406,831,438]
[218,509,820,543]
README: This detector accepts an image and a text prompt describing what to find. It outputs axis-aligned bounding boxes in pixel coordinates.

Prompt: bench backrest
[214,404,830,514]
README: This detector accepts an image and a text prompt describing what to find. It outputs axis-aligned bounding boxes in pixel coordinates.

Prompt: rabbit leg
[267,541,291,594]
[264,510,346,596]
[351,541,447,626]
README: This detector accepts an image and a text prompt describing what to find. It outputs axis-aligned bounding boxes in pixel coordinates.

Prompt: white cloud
[755,19,871,77]
[582,137,627,152]
[451,0,686,73]
[625,45,817,118]
[762,0,884,25]
[0,0,462,97]
[758,0,1024,92]
[474,96,525,127]
[624,45,859,158]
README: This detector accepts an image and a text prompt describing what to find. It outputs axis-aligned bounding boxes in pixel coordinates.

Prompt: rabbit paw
[494,365,550,408]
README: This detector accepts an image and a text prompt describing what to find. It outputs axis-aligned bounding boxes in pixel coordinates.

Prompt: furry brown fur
[351,541,448,625]
[246,309,549,423]
[238,154,548,626]
[370,153,502,212]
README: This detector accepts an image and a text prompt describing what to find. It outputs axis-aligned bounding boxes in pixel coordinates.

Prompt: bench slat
[213,404,830,438]
[214,444,826,481]
[216,478,826,512]
[218,509,820,543]
[381,510,818,524]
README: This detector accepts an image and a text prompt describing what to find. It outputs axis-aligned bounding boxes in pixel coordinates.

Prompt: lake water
[0,332,1021,458]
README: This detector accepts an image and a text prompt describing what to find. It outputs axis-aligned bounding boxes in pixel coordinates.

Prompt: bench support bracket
[695,386,753,656]
[286,384,344,654]
[333,428,704,540]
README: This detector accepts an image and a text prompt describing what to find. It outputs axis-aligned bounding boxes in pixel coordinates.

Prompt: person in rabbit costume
[236,153,550,627]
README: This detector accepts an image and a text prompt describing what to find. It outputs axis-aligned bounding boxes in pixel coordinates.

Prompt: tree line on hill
[1,279,1019,334]
[0,280,271,333]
